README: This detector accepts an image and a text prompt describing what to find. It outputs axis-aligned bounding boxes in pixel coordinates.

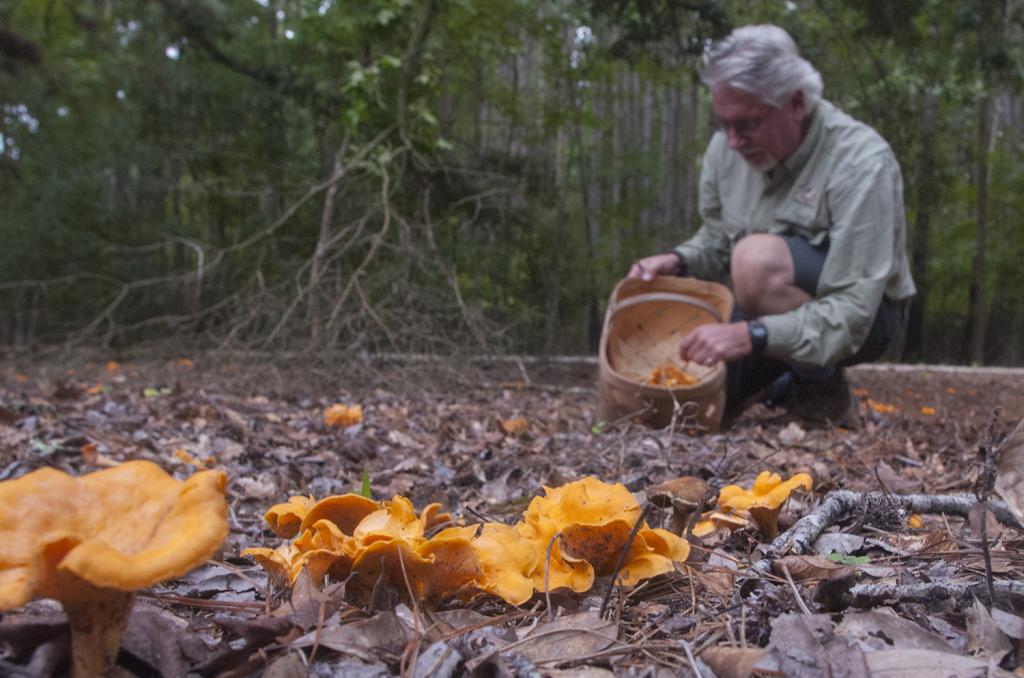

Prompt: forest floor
[1,354,1024,677]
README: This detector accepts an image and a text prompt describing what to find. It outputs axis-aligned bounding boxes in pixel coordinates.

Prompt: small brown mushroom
[0,461,228,677]
[647,476,712,535]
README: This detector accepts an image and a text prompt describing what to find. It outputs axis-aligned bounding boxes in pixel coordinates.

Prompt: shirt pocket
[720,205,753,242]
[774,187,829,244]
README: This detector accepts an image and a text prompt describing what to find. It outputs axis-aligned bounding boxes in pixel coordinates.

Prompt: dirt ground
[1,355,1023,676]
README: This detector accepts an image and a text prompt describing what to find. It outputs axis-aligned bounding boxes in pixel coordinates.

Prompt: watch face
[749,321,767,351]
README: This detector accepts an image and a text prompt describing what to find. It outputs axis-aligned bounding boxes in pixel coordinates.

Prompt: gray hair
[699,25,823,107]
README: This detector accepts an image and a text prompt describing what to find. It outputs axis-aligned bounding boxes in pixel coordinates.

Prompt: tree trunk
[659,83,676,237]
[681,77,700,234]
[966,93,994,364]
[474,60,484,157]
[639,77,654,234]
[309,138,342,347]
[905,89,938,360]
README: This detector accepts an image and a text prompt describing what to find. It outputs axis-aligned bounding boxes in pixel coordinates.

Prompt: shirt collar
[765,100,822,184]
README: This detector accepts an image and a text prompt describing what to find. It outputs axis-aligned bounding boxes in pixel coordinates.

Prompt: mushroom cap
[718,471,813,512]
[324,404,363,428]
[524,477,641,529]
[691,511,751,538]
[409,526,482,601]
[647,476,709,510]
[0,461,228,608]
[241,544,304,587]
[353,496,426,545]
[420,502,454,532]
[516,477,689,593]
[263,495,316,538]
[298,493,380,536]
[515,512,596,593]
[472,523,538,605]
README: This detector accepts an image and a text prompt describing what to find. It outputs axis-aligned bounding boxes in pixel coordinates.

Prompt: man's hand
[628,253,683,281]
[679,321,753,366]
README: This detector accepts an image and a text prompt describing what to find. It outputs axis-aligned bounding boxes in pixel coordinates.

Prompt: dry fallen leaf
[768,613,870,678]
[700,646,771,678]
[512,611,618,665]
[994,417,1024,525]
[837,608,961,654]
[773,554,855,582]
[966,597,1013,662]
[778,421,807,445]
[864,649,999,677]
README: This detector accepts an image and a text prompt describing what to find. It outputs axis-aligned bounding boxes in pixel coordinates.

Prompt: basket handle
[608,291,724,322]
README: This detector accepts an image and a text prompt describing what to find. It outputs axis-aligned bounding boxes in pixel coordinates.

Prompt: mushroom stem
[62,583,135,678]
[748,505,781,540]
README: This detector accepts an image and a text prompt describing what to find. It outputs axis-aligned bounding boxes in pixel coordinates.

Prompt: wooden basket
[598,276,734,431]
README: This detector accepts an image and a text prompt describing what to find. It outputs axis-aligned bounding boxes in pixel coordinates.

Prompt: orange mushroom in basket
[0,461,228,678]
[643,363,698,387]
[717,471,813,539]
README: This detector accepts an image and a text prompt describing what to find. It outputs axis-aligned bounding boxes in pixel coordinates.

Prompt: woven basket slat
[598,277,735,431]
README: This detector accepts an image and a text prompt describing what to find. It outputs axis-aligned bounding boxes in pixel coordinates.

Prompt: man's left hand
[679,321,753,366]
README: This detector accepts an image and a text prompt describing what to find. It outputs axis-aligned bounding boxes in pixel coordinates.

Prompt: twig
[138,592,266,612]
[752,490,1023,574]
[545,531,562,622]
[396,548,422,678]
[780,563,813,616]
[974,407,1003,607]
[600,505,653,619]
[679,638,705,678]
[849,580,1024,607]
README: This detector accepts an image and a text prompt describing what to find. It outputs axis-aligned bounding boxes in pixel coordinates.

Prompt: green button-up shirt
[674,99,916,368]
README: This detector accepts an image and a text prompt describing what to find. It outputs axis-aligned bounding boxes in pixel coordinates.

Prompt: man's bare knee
[731,235,797,312]
[732,235,814,315]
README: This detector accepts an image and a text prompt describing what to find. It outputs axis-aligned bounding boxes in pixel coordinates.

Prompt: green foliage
[1,0,1022,363]
[360,468,372,499]
[827,552,870,565]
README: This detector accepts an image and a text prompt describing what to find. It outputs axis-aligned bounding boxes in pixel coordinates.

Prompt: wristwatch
[672,251,688,276]
[748,319,768,355]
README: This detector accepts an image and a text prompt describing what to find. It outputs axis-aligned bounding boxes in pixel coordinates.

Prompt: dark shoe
[763,370,796,408]
[775,369,854,426]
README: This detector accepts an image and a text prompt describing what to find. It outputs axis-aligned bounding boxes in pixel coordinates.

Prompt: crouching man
[630,24,916,424]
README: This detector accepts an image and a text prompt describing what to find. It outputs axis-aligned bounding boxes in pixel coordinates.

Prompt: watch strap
[748,319,768,354]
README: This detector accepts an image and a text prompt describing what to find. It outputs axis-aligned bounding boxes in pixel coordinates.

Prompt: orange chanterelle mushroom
[0,460,228,677]
[717,471,813,538]
[643,363,698,387]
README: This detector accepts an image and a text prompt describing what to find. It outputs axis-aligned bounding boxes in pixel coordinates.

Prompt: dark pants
[725,236,905,412]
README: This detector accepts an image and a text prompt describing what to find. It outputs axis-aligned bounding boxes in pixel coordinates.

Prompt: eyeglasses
[713,110,775,138]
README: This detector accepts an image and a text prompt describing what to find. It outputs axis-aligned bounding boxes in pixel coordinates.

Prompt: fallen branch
[848,580,1024,608]
[753,491,1022,574]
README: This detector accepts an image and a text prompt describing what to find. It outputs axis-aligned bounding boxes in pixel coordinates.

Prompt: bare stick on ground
[753,490,1022,574]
